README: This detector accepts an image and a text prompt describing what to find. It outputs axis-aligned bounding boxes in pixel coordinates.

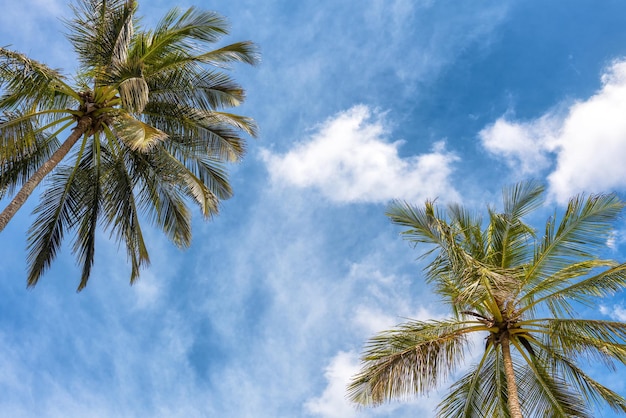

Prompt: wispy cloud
[600,304,626,322]
[479,59,626,202]
[261,105,460,204]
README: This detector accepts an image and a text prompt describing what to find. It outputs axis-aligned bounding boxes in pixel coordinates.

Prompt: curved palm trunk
[0,116,92,232]
[502,334,523,418]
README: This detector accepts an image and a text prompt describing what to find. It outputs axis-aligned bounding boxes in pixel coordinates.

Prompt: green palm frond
[69,138,102,290]
[514,348,591,418]
[0,129,62,200]
[348,319,480,406]
[1,111,74,162]
[438,342,505,418]
[143,102,255,161]
[196,41,260,67]
[521,261,626,317]
[386,199,448,248]
[126,147,192,248]
[148,69,246,110]
[0,47,78,110]
[112,113,167,151]
[528,333,626,413]
[503,180,546,219]
[166,141,233,202]
[138,7,229,68]
[103,55,149,112]
[526,193,624,286]
[540,319,626,365]
[159,148,221,218]
[65,0,136,73]
[447,203,485,260]
[26,140,88,286]
[100,140,149,284]
[485,181,543,269]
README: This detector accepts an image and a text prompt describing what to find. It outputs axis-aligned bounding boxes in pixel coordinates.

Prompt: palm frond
[526,193,624,285]
[100,138,150,283]
[348,319,477,406]
[486,209,535,269]
[65,0,136,73]
[148,69,246,110]
[69,138,102,290]
[118,75,149,113]
[502,180,545,219]
[438,342,506,418]
[1,111,74,163]
[111,113,167,151]
[386,199,448,248]
[0,47,77,110]
[447,202,485,260]
[159,148,221,218]
[196,41,260,67]
[125,147,192,248]
[529,334,626,413]
[101,55,149,112]
[26,140,88,286]
[166,140,233,202]
[514,343,591,418]
[138,7,230,68]
[142,102,254,161]
[0,119,69,200]
[521,261,626,317]
[540,319,626,366]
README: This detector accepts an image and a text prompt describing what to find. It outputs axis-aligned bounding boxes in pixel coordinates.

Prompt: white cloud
[305,351,361,418]
[479,59,626,203]
[479,116,557,174]
[261,105,460,204]
[600,305,626,321]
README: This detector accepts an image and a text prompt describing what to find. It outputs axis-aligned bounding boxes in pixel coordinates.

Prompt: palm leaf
[514,345,590,418]
[70,138,102,290]
[521,261,626,317]
[348,319,477,405]
[65,0,136,73]
[100,140,150,283]
[196,41,260,67]
[526,193,624,285]
[111,113,167,151]
[148,69,246,109]
[138,7,229,67]
[540,319,626,366]
[438,342,506,418]
[125,147,192,248]
[529,334,626,413]
[0,47,77,110]
[26,140,88,286]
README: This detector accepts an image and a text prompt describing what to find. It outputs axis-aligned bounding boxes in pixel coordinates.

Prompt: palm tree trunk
[0,116,92,232]
[502,334,523,418]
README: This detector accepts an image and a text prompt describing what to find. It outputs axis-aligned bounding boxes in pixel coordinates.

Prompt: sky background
[2,0,626,417]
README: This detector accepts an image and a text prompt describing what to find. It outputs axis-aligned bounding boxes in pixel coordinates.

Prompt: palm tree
[348,181,626,417]
[0,0,258,290]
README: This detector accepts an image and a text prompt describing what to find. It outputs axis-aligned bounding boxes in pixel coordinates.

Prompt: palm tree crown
[0,0,258,290]
[349,181,626,417]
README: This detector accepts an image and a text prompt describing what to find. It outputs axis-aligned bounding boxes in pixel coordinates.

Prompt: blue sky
[2,0,626,417]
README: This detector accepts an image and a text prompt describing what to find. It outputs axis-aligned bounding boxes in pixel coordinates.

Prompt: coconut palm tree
[348,181,626,417]
[0,0,258,290]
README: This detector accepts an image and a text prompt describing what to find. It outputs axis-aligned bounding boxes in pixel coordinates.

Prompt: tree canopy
[0,0,258,290]
[349,181,626,417]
